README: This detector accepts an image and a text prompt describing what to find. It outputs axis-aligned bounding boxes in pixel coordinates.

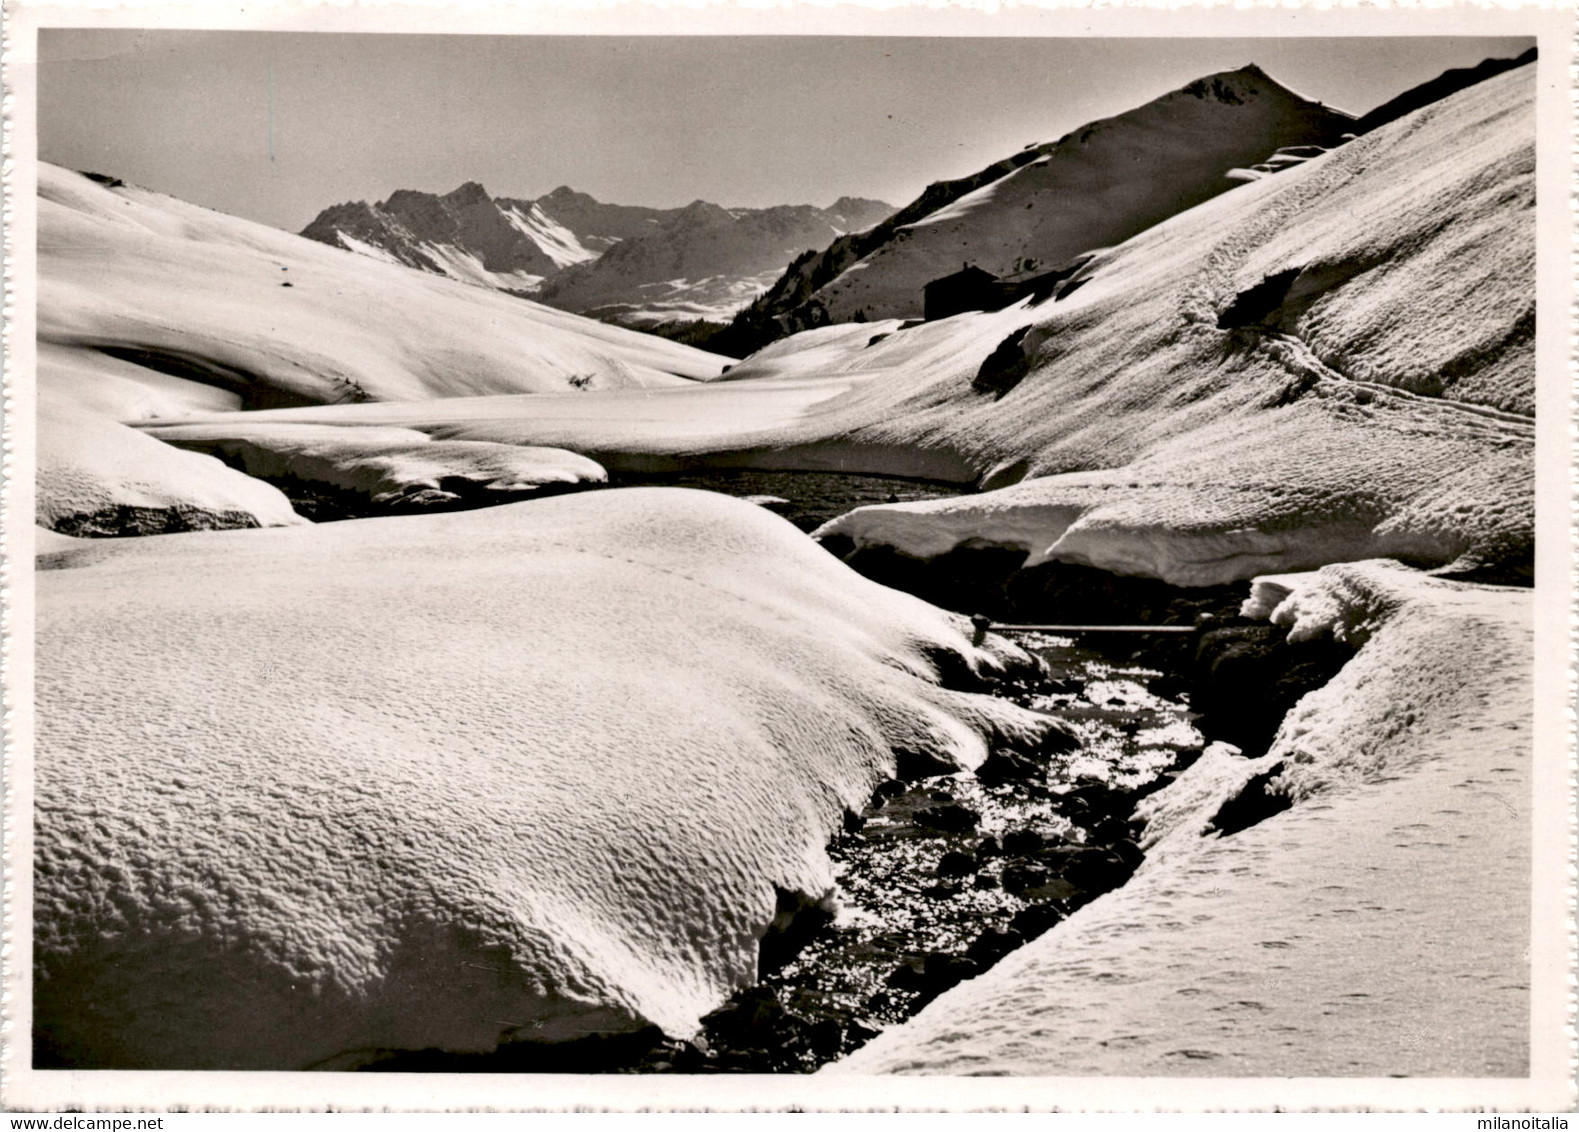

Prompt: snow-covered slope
[728,65,1353,337]
[792,65,1534,585]
[834,561,1531,1076]
[36,398,306,535]
[33,488,1053,1069]
[303,182,892,326]
[39,164,729,421]
[1351,45,1536,135]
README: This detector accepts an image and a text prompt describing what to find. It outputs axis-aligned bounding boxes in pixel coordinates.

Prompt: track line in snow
[1264,331,1533,443]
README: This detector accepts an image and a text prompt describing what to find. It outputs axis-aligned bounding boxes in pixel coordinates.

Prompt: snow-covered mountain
[539,197,895,327]
[212,60,1533,589]
[723,64,1355,347]
[1351,45,1537,134]
[300,184,892,325]
[298,182,673,292]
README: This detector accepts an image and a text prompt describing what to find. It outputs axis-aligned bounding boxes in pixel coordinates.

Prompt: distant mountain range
[300,186,892,327]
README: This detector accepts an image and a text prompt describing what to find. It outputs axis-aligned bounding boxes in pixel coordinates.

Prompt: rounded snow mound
[34,488,1049,1069]
[36,399,306,536]
[814,430,1524,588]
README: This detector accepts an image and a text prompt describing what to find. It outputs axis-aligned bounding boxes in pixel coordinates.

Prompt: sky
[38,32,1536,233]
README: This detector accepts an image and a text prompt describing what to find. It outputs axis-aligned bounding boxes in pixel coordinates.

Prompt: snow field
[33,488,1052,1069]
[176,70,1539,590]
[38,164,729,422]
[799,68,1534,586]
[809,65,1353,321]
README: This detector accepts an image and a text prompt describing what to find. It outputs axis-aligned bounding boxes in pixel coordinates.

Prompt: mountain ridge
[709,64,1356,353]
[300,184,894,326]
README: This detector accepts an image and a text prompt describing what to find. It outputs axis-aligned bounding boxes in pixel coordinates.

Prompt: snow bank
[143,422,606,508]
[38,164,729,420]
[833,560,1530,1076]
[148,373,983,482]
[33,488,1051,1069]
[813,441,1499,588]
[36,399,306,535]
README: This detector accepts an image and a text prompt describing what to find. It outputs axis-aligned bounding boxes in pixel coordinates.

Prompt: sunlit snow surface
[808,65,1354,322]
[142,422,608,509]
[35,164,736,531]
[33,489,1054,1069]
[37,399,306,534]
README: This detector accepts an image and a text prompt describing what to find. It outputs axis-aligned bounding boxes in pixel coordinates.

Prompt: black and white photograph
[3,3,1573,1114]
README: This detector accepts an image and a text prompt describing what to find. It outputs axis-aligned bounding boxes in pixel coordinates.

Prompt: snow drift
[38,163,730,421]
[143,422,607,509]
[834,560,1531,1076]
[33,488,1051,1069]
[36,398,305,535]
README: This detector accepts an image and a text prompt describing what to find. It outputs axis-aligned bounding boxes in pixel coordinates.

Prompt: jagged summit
[828,195,890,215]
[442,180,493,205]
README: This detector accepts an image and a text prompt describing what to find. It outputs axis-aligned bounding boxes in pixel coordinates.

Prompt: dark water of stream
[605,469,968,533]
[271,466,967,533]
[618,634,1205,1074]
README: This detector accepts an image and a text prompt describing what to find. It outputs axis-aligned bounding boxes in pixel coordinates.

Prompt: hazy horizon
[40,32,1534,232]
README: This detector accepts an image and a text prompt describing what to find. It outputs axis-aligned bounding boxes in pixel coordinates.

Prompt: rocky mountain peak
[1175,64,1346,115]
[304,199,380,227]
[443,181,494,207]
[653,201,735,236]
